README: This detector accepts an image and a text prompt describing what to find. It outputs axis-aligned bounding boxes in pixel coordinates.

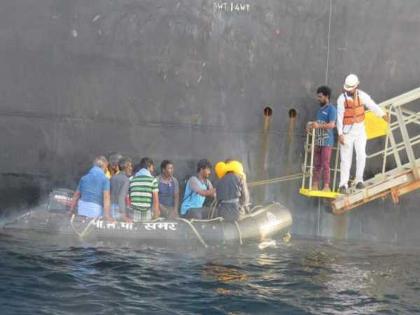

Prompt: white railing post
[394,106,420,179]
[301,132,310,190]
[308,128,316,189]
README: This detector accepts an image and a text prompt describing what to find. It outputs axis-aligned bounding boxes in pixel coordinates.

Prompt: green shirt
[129,175,159,212]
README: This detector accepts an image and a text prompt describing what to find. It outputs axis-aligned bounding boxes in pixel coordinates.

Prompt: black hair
[140,157,154,169]
[316,86,331,99]
[196,159,212,173]
[133,162,142,174]
[108,152,123,166]
[160,160,173,172]
[118,157,132,171]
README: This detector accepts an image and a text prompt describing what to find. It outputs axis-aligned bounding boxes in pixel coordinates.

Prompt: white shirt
[336,89,385,136]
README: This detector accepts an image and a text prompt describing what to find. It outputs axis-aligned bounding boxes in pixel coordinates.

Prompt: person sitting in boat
[215,160,250,222]
[180,159,216,220]
[158,160,180,219]
[105,152,123,178]
[110,157,133,220]
[70,155,112,221]
[129,157,160,221]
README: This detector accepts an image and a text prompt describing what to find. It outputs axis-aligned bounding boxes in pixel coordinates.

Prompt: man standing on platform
[337,74,388,193]
[307,86,337,191]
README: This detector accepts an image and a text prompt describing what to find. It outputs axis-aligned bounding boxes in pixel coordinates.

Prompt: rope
[190,217,224,223]
[70,214,81,237]
[70,214,97,239]
[233,221,243,245]
[248,173,303,188]
[324,0,333,85]
[176,217,208,248]
[80,219,97,238]
[249,205,264,213]
[208,199,218,219]
[245,202,280,218]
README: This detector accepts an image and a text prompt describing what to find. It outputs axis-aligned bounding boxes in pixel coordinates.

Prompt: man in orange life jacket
[337,74,388,193]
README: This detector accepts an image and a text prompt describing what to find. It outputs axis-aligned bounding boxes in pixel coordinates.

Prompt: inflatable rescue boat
[2,189,293,247]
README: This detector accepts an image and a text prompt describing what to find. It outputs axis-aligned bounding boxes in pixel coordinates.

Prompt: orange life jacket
[343,91,365,125]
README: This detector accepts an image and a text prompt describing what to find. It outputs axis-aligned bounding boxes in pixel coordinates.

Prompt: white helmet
[343,74,359,91]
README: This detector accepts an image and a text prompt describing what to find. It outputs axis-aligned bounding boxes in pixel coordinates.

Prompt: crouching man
[215,160,250,222]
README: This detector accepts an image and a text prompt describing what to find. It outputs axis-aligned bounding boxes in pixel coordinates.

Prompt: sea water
[1,234,419,314]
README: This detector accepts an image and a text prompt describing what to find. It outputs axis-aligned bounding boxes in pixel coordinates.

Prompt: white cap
[343,74,359,91]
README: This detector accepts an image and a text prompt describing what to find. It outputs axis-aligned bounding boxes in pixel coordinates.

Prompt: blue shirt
[77,166,110,206]
[180,176,209,215]
[158,176,179,207]
[316,103,337,146]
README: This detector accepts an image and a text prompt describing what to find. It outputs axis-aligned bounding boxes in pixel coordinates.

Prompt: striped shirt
[129,175,158,212]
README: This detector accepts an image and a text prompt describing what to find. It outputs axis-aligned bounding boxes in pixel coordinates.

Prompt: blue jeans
[78,200,102,218]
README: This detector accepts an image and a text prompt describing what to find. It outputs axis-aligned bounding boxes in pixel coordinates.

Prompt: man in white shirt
[337,74,388,193]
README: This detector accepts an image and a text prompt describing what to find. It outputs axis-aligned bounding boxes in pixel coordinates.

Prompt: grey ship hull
[0,0,419,244]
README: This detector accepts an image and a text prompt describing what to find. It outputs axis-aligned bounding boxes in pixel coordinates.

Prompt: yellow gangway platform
[299,126,342,199]
[299,188,341,199]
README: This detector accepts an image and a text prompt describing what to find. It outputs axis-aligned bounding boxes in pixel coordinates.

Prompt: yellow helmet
[215,161,227,179]
[226,160,244,176]
[215,160,245,178]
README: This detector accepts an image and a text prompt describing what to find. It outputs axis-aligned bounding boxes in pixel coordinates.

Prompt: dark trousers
[313,145,333,186]
[184,207,210,220]
[217,204,243,222]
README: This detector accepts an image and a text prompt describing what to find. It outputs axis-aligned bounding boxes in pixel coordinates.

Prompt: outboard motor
[47,189,74,213]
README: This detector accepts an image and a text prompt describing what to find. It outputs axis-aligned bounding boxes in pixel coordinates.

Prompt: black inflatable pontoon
[2,189,293,247]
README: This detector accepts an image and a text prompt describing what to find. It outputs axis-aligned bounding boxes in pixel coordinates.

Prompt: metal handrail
[377,86,420,109]
[366,87,420,179]
[300,128,340,192]
[300,87,420,196]
[367,135,420,159]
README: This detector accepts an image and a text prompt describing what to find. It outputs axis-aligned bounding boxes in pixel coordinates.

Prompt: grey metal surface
[1,0,420,243]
